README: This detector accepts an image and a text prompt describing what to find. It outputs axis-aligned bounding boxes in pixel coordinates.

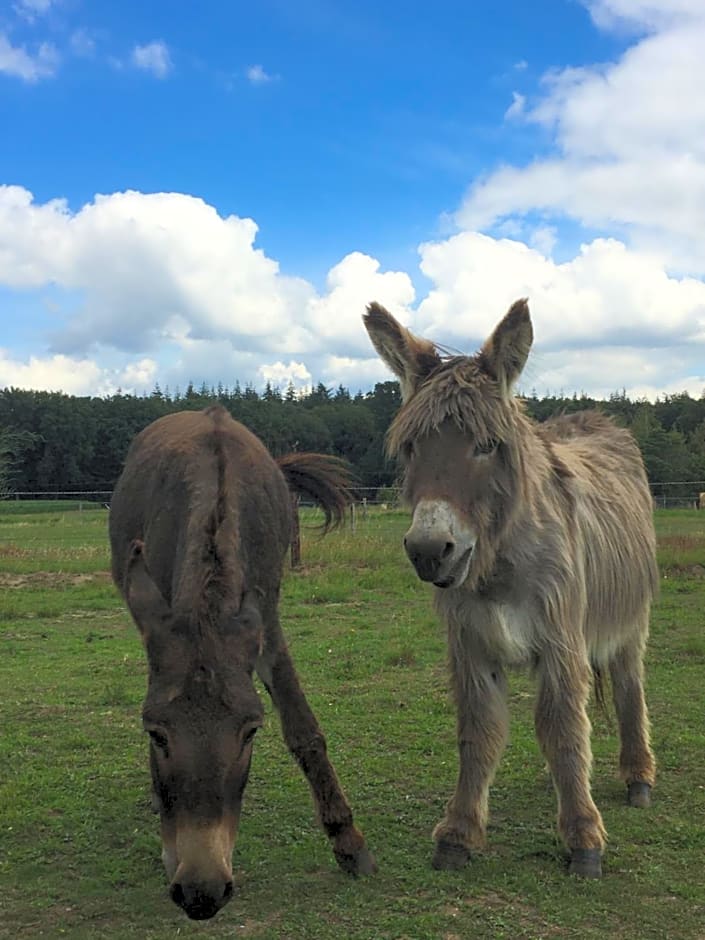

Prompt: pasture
[0,504,704,939]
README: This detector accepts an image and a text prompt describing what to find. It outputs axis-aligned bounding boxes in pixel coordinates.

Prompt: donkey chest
[452,596,535,665]
[490,603,535,663]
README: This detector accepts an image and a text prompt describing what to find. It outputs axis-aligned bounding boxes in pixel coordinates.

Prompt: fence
[4,482,705,509]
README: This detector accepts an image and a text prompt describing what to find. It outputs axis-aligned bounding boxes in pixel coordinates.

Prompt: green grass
[0,507,704,939]
[0,499,105,515]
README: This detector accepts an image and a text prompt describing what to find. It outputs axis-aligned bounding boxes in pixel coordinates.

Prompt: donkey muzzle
[403,500,476,588]
[170,878,234,920]
[404,533,456,583]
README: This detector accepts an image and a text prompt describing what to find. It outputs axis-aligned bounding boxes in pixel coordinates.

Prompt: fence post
[350,501,357,533]
[290,494,301,569]
[362,497,368,520]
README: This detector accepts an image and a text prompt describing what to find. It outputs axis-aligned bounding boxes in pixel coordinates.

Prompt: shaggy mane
[386,354,524,458]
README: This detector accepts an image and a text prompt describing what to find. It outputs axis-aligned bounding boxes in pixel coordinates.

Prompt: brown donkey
[109,405,374,920]
[364,299,656,878]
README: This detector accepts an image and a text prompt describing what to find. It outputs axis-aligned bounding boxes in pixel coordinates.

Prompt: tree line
[1,381,705,499]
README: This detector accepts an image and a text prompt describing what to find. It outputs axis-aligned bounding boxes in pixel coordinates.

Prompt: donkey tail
[276,453,354,532]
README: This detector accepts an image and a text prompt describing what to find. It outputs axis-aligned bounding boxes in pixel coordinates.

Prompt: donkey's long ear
[480,298,533,396]
[363,302,440,400]
[124,539,171,639]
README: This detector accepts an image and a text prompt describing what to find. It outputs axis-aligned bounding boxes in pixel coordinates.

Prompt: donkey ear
[363,302,440,401]
[124,540,171,637]
[480,298,533,396]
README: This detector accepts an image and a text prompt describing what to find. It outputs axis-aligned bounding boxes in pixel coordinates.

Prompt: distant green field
[0,499,106,515]
[0,507,703,939]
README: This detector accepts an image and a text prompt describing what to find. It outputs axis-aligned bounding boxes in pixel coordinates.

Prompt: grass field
[1,505,704,939]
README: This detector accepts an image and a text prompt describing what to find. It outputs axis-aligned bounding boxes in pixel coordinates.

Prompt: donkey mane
[385,356,522,459]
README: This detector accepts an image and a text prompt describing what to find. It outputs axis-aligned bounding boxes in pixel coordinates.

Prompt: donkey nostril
[442,541,454,559]
[170,882,185,907]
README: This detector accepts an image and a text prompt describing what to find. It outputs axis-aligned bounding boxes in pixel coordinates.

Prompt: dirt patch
[0,571,112,588]
[659,534,705,551]
[662,564,705,579]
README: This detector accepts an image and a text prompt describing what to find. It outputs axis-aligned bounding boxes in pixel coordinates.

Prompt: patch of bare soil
[0,571,112,588]
[658,534,705,551]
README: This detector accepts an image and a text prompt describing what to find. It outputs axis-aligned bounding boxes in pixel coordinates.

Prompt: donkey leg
[432,650,509,871]
[535,652,606,877]
[256,635,376,877]
[609,632,655,807]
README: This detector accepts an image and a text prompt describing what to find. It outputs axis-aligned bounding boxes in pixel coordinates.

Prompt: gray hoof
[569,847,602,878]
[432,840,470,871]
[627,781,652,808]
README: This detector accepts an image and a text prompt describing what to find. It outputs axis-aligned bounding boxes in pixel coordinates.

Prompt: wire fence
[3,481,705,509]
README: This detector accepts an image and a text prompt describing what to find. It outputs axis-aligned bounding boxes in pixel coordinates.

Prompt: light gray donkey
[364,298,657,878]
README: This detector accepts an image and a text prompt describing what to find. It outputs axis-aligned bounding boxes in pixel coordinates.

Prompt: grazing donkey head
[125,540,264,920]
[364,299,533,590]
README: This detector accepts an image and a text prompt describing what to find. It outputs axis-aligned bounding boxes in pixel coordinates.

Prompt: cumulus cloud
[0,185,704,400]
[258,360,312,392]
[0,33,58,81]
[0,187,318,356]
[0,349,158,396]
[306,252,415,357]
[458,2,705,274]
[415,231,705,353]
[131,40,172,78]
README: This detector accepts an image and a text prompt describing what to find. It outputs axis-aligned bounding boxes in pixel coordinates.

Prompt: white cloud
[0,186,319,356]
[306,252,415,357]
[457,3,705,275]
[13,0,54,23]
[415,231,705,354]
[119,358,158,391]
[1,186,704,400]
[320,355,393,390]
[504,91,525,120]
[0,349,158,396]
[258,360,312,392]
[528,347,705,400]
[0,33,58,81]
[131,41,172,78]
[528,225,557,256]
[583,0,704,32]
[246,64,276,84]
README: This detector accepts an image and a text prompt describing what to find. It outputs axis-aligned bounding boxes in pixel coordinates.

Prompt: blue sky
[1,0,705,398]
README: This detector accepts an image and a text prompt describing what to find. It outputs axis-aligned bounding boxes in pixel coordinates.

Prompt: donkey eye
[243,726,259,745]
[148,729,169,751]
[474,439,499,457]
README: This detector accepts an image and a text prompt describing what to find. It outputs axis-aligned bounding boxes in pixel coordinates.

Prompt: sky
[1,0,705,400]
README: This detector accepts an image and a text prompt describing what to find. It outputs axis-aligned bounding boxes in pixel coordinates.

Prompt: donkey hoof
[569,848,602,878]
[334,845,377,876]
[627,781,652,808]
[432,840,470,871]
